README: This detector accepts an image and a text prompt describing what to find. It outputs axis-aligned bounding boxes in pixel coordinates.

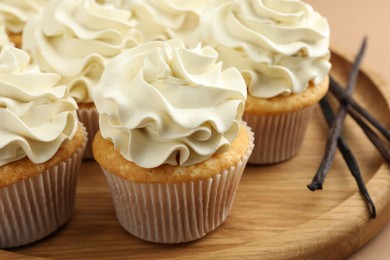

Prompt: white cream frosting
[0,0,47,33]
[94,40,247,168]
[114,0,208,48]
[0,18,11,47]
[0,46,78,166]
[23,0,143,103]
[200,0,331,98]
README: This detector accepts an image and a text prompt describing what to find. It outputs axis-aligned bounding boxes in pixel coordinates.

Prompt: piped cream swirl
[0,0,47,33]
[23,0,143,103]
[94,40,246,168]
[0,18,11,47]
[0,46,78,166]
[115,0,208,48]
[200,0,331,98]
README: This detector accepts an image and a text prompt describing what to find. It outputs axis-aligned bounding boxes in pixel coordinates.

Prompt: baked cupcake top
[23,0,143,103]
[200,0,331,98]
[0,0,47,34]
[94,40,247,168]
[115,0,208,48]
[0,46,78,166]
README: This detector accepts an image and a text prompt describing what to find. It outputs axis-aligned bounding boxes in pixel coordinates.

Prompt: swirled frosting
[0,46,78,166]
[94,40,247,168]
[114,0,208,48]
[22,0,143,103]
[200,0,331,98]
[0,0,47,33]
[0,19,11,47]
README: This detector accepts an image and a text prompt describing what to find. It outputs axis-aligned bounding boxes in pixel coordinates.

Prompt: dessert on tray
[93,40,253,243]
[200,0,331,164]
[0,46,86,248]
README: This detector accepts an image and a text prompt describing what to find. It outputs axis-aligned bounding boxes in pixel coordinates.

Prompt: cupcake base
[243,76,329,165]
[243,105,315,164]
[0,126,87,248]
[0,151,82,248]
[102,156,248,244]
[95,125,254,244]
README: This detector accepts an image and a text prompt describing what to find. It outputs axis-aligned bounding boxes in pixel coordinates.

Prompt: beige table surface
[306,1,390,259]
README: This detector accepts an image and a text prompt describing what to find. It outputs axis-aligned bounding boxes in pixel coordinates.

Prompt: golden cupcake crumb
[245,75,329,115]
[93,126,250,183]
[7,31,22,48]
[0,126,86,188]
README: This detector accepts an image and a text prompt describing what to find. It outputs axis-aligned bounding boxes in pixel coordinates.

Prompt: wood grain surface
[2,50,390,259]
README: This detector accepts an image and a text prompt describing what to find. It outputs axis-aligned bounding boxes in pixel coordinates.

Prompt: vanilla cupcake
[200,0,331,164]
[0,0,47,48]
[93,40,253,243]
[0,46,86,248]
[22,0,143,159]
[114,0,208,48]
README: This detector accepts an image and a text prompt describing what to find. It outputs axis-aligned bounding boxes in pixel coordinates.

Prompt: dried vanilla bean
[349,109,390,163]
[330,76,390,141]
[316,96,377,218]
[308,37,367,191]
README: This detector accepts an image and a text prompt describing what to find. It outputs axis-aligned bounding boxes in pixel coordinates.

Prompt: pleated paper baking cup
[0,127,86,248]
[77,105,99,159]
[102,126,254,244]
[243,104,315,164]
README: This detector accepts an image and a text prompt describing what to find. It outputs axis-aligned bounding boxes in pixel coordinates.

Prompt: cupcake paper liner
[102,125,254,244]
[243,104,315,164]
[0,126,87,248]
[77,105,99,159]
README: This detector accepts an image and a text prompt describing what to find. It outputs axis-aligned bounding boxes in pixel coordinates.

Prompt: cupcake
[200,0,331,164]
[93,40,253,243]
[22,0,143,159]
[114,0,208,48]
[0,46,86,248]
[0,0,47,48]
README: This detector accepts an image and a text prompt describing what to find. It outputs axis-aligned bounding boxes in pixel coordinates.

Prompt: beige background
[305,1,390,259]
[306,0,390,83]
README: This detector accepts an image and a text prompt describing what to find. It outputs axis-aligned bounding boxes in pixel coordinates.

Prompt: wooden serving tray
[3,50,390,259]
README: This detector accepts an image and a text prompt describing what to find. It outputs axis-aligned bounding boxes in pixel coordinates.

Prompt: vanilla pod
[308,37,367,191]
[329,76,390,142]
[316,96,377,218]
